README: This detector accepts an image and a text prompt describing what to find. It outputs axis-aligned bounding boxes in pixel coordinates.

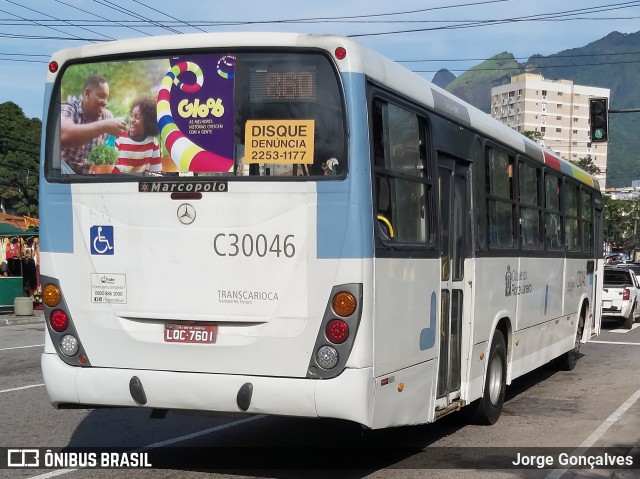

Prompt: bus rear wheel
[465,331,506,425]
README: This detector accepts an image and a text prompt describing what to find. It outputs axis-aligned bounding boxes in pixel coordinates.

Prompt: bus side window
[486,147,515,249]
[518,160,541,250]
[371,98,429,245]
[377,176,394,239]
[544,173,563,250]
[564,182,580,252]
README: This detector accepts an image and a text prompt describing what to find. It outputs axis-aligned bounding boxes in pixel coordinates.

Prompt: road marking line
[545,385,640,479]
[25,470,74,479]
[591,340,640,345]
[144,414,264,449]
[25,415,265,479]
[0,383,44,394]
[0,344,44,351]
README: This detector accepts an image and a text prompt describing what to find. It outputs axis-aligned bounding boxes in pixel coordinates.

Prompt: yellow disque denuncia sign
[244,119,314,165]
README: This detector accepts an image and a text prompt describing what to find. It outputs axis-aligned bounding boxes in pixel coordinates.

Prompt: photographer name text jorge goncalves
[512,452,634,469]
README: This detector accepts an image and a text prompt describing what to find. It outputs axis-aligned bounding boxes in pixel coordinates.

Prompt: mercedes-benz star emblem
[177,203,196,225]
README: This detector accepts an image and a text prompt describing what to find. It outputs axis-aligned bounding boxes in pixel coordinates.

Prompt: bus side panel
[516,257,563,330]
[510,316,575,380]
[467,340,489,405]
[564,258,592,319]
[370,258,439,426]
[372,360,438,428]
[373,258,440,376]
[472,258,516,345]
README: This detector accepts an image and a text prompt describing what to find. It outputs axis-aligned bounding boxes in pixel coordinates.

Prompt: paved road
[0,317,639,478]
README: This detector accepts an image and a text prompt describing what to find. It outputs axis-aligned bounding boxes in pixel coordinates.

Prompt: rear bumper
[41,353,374,426]
[601,303,631,318]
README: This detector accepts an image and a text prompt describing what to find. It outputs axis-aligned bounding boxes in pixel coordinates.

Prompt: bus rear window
[49,51,346,180]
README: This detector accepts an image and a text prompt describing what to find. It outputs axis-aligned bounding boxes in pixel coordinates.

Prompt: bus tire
[465,332,506,425]
[557,314,585,371]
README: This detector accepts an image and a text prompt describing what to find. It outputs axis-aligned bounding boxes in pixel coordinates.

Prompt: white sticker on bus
[91,274,127,304]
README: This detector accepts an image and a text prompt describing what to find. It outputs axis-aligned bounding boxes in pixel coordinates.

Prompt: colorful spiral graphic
[156,61,234,172]
[217,55,236,79]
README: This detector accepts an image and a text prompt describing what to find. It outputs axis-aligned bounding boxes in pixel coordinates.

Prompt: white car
[602,267,640,329]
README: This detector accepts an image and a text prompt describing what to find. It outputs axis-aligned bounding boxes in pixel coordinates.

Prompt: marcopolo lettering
[139,181,228,193]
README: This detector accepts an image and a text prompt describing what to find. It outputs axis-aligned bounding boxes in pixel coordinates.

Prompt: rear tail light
[307,284,363,378]
[49,309,69,332]
[60,335,79,356]
[623,288,630,301]
[316,345,339,369]
[332,292,357,317]
[326,319,349,344]
[43,284,61,307]
[41,276,91,367]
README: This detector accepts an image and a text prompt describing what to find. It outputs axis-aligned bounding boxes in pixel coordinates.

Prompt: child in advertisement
[114,96,162,174]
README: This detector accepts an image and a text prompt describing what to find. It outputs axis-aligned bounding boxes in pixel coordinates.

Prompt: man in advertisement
[60,74,126,174]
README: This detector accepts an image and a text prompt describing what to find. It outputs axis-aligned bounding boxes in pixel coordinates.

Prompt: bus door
[436,157,470,405]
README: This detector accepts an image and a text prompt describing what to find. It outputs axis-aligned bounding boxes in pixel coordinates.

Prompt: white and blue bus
[40,33,602,428]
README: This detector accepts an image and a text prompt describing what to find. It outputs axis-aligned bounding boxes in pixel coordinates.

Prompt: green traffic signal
[589,98,608,143]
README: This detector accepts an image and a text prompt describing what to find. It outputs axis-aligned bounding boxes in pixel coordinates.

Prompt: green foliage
[602,195,640,250]
[87,145,117,166]
[603,194,640,251]
[60,59,167,119]
[523,131,543,142]
[446,53,524,112]
[570,157,601,175]
[607,113,640,187]
[0,102,40,216]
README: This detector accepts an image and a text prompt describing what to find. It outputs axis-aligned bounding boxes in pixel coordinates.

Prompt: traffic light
[589,98,608,143]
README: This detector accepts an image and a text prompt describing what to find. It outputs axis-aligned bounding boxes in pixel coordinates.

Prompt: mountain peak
[432,69,456,89]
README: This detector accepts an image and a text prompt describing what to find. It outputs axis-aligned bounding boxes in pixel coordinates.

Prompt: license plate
[164,324,217,344]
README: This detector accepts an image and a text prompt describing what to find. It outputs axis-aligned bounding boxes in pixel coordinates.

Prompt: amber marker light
[43,284,62,307]
[332,292,356,317]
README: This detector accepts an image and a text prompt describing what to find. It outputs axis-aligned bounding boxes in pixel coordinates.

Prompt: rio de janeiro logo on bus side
[505,265,533,297]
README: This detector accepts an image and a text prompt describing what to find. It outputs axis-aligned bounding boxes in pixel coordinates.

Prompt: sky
[1,0,639,119]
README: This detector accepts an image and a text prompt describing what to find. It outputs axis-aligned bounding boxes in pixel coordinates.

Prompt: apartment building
[490,73,610,189]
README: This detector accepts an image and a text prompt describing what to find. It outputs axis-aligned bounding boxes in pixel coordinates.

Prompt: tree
[522,130,543,142]
[0,102,41,216]
[603,194,640,252]
[570,157,601,175]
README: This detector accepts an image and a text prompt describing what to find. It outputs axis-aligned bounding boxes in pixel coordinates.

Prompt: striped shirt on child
[115,133,161,173]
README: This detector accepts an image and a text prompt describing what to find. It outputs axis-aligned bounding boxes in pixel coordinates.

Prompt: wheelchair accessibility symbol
[90,226,114,255]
